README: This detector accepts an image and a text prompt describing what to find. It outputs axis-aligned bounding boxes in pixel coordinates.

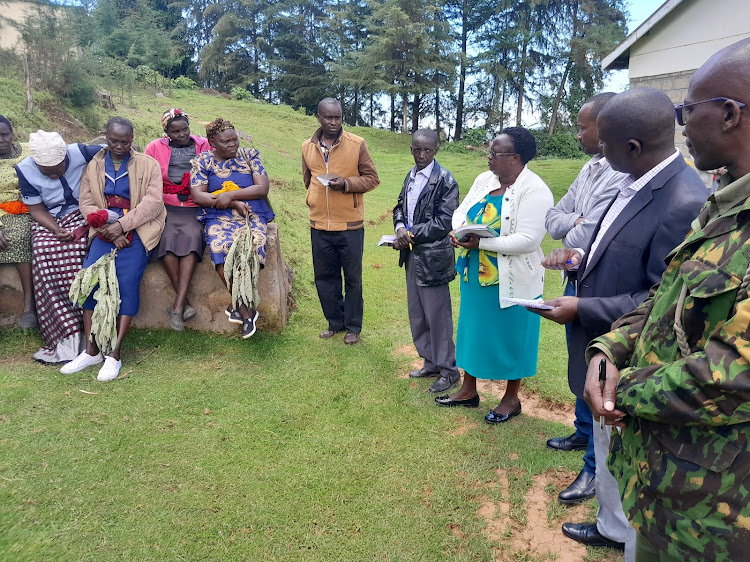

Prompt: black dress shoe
[547,433,588,451]
[409,367,440,378]
[484,402,522,424]
[434,394,480,408]
[429,372,460,393]
[558,469,596,504]
[561,522,625,551]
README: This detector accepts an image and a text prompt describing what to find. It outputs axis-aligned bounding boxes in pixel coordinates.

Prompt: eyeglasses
[489,151,517,159]
[674,97,746,126]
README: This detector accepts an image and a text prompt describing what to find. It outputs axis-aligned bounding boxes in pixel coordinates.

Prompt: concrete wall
[0,1,66,51]
[629,0,750,80]
[0,223,294,333]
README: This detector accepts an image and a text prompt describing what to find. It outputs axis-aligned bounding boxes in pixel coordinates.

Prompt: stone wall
[0,222,294,333]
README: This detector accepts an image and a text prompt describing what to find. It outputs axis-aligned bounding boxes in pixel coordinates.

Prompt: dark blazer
[567,155,707,396]
[393,159,459,287]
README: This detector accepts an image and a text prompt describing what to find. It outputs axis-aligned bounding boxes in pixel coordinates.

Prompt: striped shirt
[587,149,680,262]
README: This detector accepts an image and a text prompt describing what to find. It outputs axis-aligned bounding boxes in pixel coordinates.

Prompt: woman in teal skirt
[435,127,554,423]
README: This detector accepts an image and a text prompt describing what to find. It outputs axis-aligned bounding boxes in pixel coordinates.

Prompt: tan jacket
[79,148,166,251]
[302,128,379,231]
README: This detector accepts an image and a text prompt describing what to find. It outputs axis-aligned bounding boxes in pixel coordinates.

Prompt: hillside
[0,81,605,561]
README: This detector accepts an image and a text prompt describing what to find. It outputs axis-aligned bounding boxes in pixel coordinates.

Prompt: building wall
[629,0,750,80]
[0,0,64,51]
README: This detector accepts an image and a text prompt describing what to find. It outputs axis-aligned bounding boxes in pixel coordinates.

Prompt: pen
[599,358,606,430]
[406,222,413,251]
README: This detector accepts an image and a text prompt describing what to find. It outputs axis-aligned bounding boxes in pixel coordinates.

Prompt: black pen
[599,358,606,430]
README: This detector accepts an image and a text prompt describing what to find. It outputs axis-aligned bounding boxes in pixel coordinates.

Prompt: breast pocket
[679,259,741,348]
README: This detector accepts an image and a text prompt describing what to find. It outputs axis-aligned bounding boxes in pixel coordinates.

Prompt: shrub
[172,76,198,90]
[231,86,257,102]
[530,129,583,159]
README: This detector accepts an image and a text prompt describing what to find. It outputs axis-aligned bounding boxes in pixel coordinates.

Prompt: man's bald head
[683,38,750,177]
[412,128,438,147]
[317,97,342,114]
[596,88,677,176]
[597,88,675,148]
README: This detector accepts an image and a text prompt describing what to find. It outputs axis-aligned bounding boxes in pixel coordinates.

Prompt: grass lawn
[0,88,619,561]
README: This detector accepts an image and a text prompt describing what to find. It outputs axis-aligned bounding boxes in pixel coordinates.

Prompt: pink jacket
[144,135,211,207]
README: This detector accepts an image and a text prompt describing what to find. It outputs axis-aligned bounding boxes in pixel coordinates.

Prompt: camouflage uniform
[586,172,750,561]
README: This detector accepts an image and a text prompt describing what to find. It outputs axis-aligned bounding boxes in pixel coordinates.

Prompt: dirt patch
[449,416,478,436]
[476,378,575,427]
[394,344,422,378]
[476,468,598,562]
[38,99,92,140]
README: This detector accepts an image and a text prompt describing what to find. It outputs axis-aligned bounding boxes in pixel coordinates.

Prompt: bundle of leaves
[69,249,120,354]
[224,217,260,311]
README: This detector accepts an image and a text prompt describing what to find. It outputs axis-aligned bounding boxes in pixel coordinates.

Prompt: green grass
[0,87,602,560]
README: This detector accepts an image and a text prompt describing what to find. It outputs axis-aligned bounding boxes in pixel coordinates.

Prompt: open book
[378,234,397,247]
[500,297,555,310]
[454,224,499,239]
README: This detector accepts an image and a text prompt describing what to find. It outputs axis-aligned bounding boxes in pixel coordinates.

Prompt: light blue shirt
[395,159,435,232]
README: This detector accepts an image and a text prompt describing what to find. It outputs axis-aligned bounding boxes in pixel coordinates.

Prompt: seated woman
[15,130,102,363]
[190,117,273,339]
[0,115,35,328]
[61,117,165,381]
[145,108,211,331]
[435,127,553,423]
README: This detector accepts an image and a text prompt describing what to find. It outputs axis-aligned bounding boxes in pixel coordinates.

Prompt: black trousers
[311,228,364,333]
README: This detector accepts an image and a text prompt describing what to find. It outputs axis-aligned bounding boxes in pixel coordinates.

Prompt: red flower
[87,210,109,228]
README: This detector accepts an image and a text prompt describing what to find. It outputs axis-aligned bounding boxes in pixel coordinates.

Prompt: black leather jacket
[393,159,459,287]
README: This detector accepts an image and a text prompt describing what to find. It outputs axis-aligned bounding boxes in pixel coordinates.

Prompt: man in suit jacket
[533,88,708,560]
[393,129,460,394]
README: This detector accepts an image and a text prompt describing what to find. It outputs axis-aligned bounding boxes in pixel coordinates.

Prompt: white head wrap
[28,130,67,166]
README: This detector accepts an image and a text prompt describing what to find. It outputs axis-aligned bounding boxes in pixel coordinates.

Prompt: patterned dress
[0,142,32,264]
[455,194,541,380]
[190,149,273,266]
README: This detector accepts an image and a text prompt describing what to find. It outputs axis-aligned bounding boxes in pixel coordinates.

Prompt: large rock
[0,223,293,333]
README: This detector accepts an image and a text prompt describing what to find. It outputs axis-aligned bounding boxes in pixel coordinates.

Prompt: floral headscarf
[161,108,189,132]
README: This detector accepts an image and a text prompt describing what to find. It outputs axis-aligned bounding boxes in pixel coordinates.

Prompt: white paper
[316,174,337,186]
[500,297,555,310]
[378,234,397,247]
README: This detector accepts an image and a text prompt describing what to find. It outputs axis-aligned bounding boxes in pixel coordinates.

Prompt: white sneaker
[97,357,122,382]
[60,351,103,374]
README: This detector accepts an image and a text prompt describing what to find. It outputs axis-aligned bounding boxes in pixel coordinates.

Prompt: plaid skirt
[31,211,87,363]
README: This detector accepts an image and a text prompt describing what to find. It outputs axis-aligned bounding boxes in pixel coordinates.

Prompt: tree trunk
[454,0,468,140]
[390,93,396,132]
[548,58,572,135]
[411,93,420,133]
[516,37,529,126]
[370,93,374,127]
[23,52,33,112]
[402,93,408,134]
[548,5,578,135]
[435,86,441,138]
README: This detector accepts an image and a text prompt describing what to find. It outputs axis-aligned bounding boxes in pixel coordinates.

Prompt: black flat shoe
[435,394,480,408]
[558,469,596,504]
[561,522,625,551]
[484,402,521,424]
[409,367,440,378]
[547,432,588,451]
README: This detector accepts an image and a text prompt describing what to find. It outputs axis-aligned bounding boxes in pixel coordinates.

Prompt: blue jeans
[565,278,595,475]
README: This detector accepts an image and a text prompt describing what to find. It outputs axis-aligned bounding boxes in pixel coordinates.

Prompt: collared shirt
[587,149,680,262]
[395,160,434,232]
[17,143,101,217]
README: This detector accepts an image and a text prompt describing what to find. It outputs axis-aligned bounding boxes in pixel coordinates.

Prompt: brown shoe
[343,332,360,344]
[319,329,342,339]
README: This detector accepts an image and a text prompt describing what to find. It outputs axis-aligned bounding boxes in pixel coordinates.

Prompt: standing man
[544,92,626,502]
[302,98,379,344]
[535,88,707,559]
[393,129,460,394]
[585,38,750,561]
